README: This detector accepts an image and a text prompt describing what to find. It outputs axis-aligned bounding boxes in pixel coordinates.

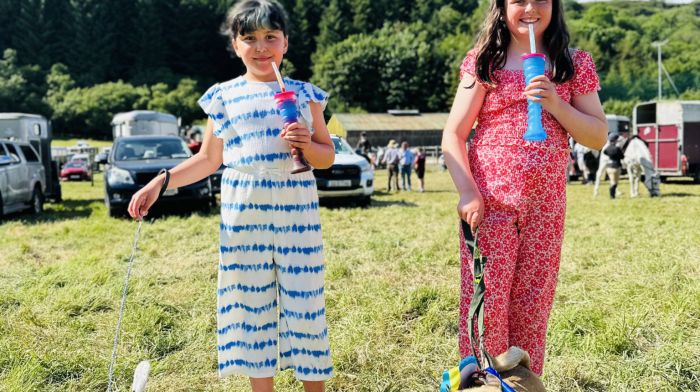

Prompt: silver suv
[0,140,46,220]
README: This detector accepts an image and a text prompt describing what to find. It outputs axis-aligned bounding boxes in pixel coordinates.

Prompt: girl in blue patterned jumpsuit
[127,1,335,391]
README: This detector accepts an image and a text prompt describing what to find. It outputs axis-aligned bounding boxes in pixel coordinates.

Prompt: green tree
[148,78,202,125]
[13,0,44,67]
[312,22,450,113]
[42,0,75,69]
[316,0,352,50]
[0,49,48,114]
[50,81,149,137]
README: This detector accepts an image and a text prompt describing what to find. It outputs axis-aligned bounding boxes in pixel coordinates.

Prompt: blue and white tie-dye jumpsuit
[198,76,333,381]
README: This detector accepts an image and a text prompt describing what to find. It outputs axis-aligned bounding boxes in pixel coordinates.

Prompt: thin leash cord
[107,219,143,392]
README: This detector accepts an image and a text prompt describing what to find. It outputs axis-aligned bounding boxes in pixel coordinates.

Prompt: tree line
[0,0,698,138]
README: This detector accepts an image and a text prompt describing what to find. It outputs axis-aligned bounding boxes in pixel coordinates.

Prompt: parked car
[100,135,212,217]
[60,161,92,181]
[0,140,46,220]
[313,135,374,206]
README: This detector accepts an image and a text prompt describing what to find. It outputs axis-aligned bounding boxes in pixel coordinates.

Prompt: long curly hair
[470,0,574,87]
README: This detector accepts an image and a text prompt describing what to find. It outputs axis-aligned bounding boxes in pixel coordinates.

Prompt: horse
[593,136,660,197]
[622,136,661,197]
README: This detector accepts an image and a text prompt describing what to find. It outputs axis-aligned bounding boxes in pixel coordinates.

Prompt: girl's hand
[458,192,484,232]
[128,179,162,220]
[281,122,311,151]
[524,75,563,114]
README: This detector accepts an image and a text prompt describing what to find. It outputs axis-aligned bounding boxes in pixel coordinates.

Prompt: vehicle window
[332,138,355,155]
[115,139,192,161]
[0,143,10,164]
[618,121,630,134]
[65,162,85,168]
[4,143,21,163]
[20,145,40,162]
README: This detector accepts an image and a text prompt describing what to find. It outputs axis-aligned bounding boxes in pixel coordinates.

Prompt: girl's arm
[524,76,607,149]
[282,101,334,169]
[128,119,223,219]
[441,75,487,229]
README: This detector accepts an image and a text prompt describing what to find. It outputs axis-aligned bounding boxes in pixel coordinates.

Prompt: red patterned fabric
[457,49,600,375]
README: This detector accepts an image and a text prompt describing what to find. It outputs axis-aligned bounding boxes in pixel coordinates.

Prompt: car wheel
[360,196,371,208]
[0,192,4,224]
[200,200,212,214]
[105,194,122,218]
[30,186,44,214]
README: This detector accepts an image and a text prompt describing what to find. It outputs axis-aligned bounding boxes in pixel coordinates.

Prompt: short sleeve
[297,82,329,133]
[570,50,601,96]
[459,50,477,81]
[198,83,231,139]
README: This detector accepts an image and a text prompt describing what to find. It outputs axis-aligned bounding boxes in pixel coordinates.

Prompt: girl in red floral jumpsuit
[441,0,608,375]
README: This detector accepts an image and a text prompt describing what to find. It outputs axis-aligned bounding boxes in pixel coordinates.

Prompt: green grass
[1,169,698,391]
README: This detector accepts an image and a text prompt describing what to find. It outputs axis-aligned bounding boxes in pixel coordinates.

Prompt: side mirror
[0,155,11,166]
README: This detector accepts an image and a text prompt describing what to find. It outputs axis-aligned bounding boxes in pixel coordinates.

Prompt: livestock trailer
[111,110,179,139]
[633,100,700,182]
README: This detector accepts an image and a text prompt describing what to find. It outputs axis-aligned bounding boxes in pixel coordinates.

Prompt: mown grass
[1,169,698,391]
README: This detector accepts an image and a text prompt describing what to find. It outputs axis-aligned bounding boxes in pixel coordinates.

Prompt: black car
[101,135,212,217]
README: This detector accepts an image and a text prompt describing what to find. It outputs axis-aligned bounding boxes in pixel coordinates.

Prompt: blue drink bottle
[522,53,547,142]
[274,90,311,173]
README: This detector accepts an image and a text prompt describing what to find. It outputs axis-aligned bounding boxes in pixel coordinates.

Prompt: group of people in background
[369,137,426,193]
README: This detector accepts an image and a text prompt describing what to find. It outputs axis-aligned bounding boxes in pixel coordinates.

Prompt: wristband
[157,169,170,199]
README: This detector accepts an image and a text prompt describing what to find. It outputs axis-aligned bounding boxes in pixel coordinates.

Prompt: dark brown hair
[221,0,288,41]
[470,0,574,87]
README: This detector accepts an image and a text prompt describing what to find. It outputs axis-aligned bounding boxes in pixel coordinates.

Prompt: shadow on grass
[319,198,417,209]
[110,204,220,220]
[661,192,698,198]
[661,178,698,185]
[373,189,449,196]
[1,199,99,225]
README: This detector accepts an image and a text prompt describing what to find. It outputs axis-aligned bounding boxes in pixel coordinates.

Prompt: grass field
[1,168,698,391]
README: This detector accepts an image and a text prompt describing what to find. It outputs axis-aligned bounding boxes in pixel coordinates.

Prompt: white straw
[271,61,286,92]
[528,23,536,54]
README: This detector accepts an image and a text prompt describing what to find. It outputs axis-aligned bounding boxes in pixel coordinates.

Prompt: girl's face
[232,29,288,81]
[504,0,552,43]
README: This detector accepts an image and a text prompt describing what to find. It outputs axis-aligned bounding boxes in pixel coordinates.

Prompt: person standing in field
[603,133,624,199]
[127,1,334,391]
[441,0,607,375]
[382,139,400,192]
[399,141,414,191]
[414,147,427,192]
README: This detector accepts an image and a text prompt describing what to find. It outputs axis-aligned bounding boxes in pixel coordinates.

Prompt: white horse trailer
[606,114,631,136]
[111,111,179,139]
[633,101,700,181]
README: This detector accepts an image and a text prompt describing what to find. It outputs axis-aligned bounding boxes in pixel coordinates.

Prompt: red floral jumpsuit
[458,49,600,375]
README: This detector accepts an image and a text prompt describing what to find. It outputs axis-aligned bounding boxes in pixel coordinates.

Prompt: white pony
[593,136,660,197]
[622,136,661,197]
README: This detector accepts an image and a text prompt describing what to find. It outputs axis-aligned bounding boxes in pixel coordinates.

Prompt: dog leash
[107,169,170,392]
[461,220,516,392]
